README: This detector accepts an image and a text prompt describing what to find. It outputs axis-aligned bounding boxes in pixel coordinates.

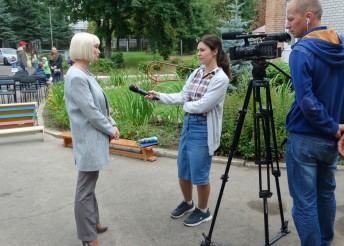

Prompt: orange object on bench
[59,131,73,147]
[59,131,158,162]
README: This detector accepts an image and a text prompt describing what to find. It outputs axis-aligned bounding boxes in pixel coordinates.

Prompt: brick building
[320,0,344,34]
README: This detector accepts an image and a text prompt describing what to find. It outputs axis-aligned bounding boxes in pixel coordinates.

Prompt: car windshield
[2,48,16,55]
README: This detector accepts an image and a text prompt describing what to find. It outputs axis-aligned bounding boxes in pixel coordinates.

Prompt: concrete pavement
[1,131,344,246]
[1,63,344,245]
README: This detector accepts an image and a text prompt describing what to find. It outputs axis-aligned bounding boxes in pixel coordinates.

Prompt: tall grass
[45,83,69,130]
[45,53,296,159]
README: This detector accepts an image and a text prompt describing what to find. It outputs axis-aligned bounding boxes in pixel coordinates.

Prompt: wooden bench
[0,102,45,141]
[59,131,158,162]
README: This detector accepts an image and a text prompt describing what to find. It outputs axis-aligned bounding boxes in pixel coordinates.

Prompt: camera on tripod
[222,31,291,60]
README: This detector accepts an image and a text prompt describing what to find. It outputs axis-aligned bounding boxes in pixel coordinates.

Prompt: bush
[45,83,69,130]
[90,58,115,75]
[110,52,124,69]
[266,60,291,86]
[217,81,294,159]
[175,54,199,79]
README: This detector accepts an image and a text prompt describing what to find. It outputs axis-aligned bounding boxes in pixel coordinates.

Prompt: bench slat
[0,119,35,127]
[0,125,44,134]
[0,106,36,112]
[0,102,43,141]
[110,139,140,148]
[0,113,35,119]
[0,102,37,108]
[60,132,157,161]
[0,111,36,116]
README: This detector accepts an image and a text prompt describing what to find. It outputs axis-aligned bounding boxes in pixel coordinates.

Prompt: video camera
[222,32,291,60]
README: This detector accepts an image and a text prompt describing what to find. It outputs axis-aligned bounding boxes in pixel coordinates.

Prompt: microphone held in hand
[128,84,160,100]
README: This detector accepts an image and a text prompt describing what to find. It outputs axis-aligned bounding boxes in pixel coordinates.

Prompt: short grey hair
[69,32,100,61]
[290,0,323,20]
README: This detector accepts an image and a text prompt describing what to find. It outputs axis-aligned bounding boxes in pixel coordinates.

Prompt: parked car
[0,48,17,66]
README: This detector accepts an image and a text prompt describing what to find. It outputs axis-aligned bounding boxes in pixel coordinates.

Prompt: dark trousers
[75,171,100,241]
[19,64,28,75]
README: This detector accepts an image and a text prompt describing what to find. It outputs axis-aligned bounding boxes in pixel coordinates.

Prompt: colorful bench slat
[0,106,36,112]
[0,113,36,119]
[0,119,35,128]
[0,102,44,141]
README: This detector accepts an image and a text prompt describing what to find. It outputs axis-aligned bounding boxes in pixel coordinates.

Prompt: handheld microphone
[129,84,160,100]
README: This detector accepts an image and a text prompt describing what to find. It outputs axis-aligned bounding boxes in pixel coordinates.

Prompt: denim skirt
[177,115,212,185]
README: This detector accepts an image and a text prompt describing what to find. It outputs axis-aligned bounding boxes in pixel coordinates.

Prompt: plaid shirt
[187,67,221,102]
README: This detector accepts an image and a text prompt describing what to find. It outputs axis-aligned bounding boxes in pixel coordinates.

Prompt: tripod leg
[264,84,290,236]
[254,82,289,245]
[252,82,273,246]
[201,81,253,246]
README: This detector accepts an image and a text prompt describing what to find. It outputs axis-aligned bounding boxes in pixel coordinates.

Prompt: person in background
[32,62,46,85]
[146,34,231,227]
[64,32,120,246]
[10,56,18,75]
[42,57,52,84]
[49,47,63,82]
[17,41,28,75]
[31,49,38,71]
[67,56,75,66]
[285,0,344,245]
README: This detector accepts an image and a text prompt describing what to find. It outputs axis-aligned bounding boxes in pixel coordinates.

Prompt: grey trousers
[75,171,100,241]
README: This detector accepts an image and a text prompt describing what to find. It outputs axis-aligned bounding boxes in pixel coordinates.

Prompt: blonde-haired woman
[64,32,120,246]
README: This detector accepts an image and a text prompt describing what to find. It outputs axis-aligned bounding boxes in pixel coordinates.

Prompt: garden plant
[45,52,294,160]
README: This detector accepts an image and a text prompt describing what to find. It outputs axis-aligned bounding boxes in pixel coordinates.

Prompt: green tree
[180,0,219,53]
[142,0,192,59]
[56,0,133,57]
[55,0,215,59]
[0,0,17,44]
[3,0,73,49]
[220,0,252,87]
[131,0,216,58]
[213,0,256,30]
[47,7,74,49]
[3,0,42,45]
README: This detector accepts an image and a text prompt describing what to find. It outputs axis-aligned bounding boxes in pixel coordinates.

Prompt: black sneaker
[183,207,212,227]
[171,201,195,219]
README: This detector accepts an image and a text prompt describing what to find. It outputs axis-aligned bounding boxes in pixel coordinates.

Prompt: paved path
[1,64,344,245]
[0,64,36,76]
[1,133,344,246]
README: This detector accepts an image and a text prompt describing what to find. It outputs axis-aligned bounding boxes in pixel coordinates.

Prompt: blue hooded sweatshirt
[285,26,344,140]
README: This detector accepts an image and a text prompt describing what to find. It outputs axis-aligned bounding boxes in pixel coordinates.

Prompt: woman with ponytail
[146,34,231,227]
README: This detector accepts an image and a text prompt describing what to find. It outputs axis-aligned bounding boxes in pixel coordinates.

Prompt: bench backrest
[0,102,38,128]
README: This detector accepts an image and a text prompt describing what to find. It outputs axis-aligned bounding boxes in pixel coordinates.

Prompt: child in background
[42,57,52,84]
[10,56,18,75]
[34,62,46,85]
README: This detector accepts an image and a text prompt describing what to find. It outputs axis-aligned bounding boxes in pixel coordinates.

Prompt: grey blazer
[64,66,116,171]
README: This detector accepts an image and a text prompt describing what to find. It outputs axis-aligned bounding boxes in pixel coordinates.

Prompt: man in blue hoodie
[285,0,344,245]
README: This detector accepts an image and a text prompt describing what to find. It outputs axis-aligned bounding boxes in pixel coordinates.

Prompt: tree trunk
[104,36,112,58]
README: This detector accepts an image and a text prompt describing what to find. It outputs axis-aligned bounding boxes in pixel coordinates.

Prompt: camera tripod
[201,60,290,246]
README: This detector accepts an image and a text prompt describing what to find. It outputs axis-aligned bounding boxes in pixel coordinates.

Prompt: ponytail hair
[198,34,232,79]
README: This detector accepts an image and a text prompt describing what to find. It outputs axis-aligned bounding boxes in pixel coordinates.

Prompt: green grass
[121,52,159,68]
